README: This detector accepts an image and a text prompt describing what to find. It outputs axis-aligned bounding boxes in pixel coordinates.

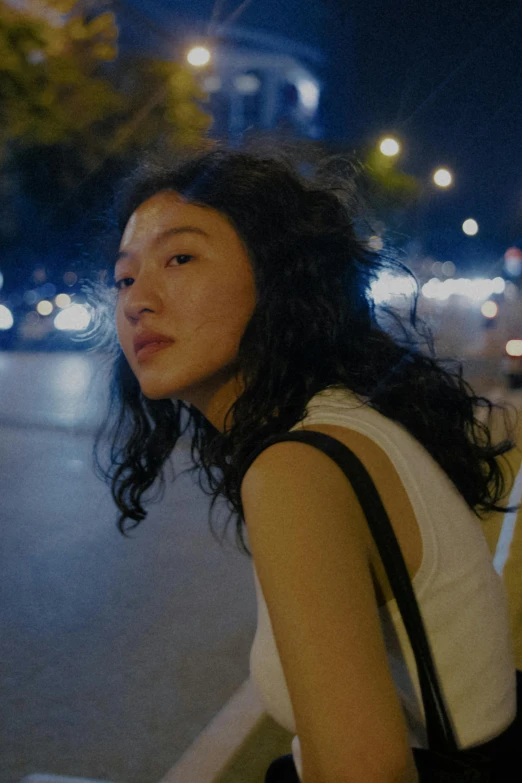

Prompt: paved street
[1,352,257,783]
[2,351,521,783]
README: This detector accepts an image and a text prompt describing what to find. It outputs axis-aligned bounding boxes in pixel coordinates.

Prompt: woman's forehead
[121,191,215,247]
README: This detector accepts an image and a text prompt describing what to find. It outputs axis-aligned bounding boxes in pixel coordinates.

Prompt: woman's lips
[136,340,174,361]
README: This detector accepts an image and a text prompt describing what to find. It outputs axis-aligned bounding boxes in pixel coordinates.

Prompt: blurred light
[201,75,222,92]
[481,300,498,318]
[370,271,417,304]
[0,304,13,330]
[63,271,78,286]
[296,78,320,112]
[187,46,211,66]
[379,137,400,156]
[431,260,443,276]
[433,168,452,187]
[54,303,91,331]
[23,290,38,305]
[0,270,3,291]
[32,267,46,283]
[462,218,479,236]
[492,277,506,294]
[421,277,500,302]
[506,340,522,357]
[422,278,450,301]
[504,247,522,277]
[233,73,261,95]
[368,235,383,251]
[55,293,72,309]
[37,300,53,316]
[25,312,39,325]
[441,261,456,277]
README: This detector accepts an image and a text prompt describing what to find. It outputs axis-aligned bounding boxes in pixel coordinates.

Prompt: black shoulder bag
[240,430,521,783]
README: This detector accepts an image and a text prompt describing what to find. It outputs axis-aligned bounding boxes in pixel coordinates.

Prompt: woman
[92,145,520,782]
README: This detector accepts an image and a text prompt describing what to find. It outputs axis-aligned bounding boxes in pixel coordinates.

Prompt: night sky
[122,0,522,268]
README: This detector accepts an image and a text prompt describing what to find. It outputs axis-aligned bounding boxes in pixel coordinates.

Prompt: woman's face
[115,190,257,431]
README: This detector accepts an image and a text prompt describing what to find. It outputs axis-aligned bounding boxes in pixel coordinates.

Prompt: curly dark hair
[88,142,520,557]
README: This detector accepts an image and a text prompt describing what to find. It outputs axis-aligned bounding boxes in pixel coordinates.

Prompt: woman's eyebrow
[115,225,211,265]
[158,225,211,241]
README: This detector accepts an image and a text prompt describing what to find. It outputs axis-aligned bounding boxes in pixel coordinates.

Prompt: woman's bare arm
[241,439,418,783]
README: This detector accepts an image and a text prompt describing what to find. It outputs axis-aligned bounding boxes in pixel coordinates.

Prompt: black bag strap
[240,429,459,753]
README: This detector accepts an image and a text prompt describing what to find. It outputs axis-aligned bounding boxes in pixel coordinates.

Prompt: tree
[0,0,121,156]
[0,0,212,268]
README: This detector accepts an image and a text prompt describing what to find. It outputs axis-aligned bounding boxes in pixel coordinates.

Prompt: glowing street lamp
[462,218,479,236]
[379,137,400,157]
[187,46,211,67]
[433,168,452,188]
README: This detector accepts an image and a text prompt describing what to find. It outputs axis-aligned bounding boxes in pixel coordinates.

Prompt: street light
[433,168,452,187]
[379,137,400,157]
[187,46,211,67]
[462,218,479,236]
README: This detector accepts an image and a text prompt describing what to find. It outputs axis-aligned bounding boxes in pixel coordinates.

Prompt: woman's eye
[114,278,133,291]
[113,256,193,291]
[169,254,194,266]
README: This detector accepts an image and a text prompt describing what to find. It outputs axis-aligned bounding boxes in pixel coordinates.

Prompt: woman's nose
[122,274,162,320]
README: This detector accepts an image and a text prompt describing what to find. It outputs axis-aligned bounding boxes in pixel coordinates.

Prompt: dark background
[1,0,521,290]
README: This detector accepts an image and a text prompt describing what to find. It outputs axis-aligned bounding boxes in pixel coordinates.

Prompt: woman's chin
[139,384,174,401]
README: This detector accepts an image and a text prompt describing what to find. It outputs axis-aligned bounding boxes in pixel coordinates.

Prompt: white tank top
[247,386,516,781]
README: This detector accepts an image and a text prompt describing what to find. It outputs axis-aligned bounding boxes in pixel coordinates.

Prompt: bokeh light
[379,137,400,157]
[504,247,522,277]
[63,271,78,286]
[433,168,452,187]
[55,293,72,309]
[37,300,53,316]
[370,271,417,304]
[506,340,522,357]
[481,300,498,318]
[422,277,502,302]
[187,46,211,66]
[233,74,261,95]
[0,304,13,330]
[368,235,384,251]
[24,290,38,305]
[296,78,320,112]
[201,75,222,92]
[54,303,91,331]
[462,218,479,236]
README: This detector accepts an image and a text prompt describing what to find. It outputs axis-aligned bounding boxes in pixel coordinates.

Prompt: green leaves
[0,1,212,233]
